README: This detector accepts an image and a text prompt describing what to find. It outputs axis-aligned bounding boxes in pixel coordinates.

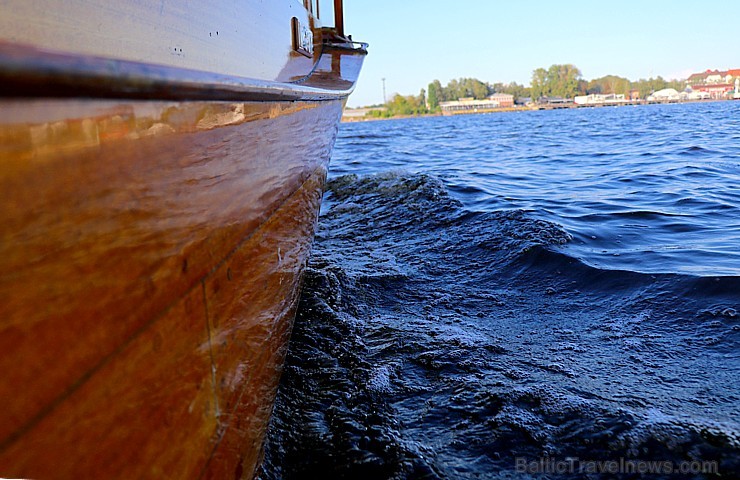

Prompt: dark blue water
[261,102,740,479]
[330,102,740,277]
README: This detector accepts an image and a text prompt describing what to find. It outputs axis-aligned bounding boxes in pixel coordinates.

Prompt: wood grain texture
[0,166,325,479]
[0,285,217,478]
[202,169,326,480]
[0,97,342,477]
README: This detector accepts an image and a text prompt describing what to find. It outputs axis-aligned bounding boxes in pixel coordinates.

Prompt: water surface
[262,102,740,479]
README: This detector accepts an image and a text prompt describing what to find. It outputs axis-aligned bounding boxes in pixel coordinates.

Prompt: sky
[341,0,740,107]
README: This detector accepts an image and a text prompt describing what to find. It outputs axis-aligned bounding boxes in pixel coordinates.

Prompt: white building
[682,90,711,101]
[574,93,628,105]
[439,97,500,115]
[647,88,681,102]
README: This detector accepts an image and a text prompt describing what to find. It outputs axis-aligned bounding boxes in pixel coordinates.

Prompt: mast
[334,0,344,37]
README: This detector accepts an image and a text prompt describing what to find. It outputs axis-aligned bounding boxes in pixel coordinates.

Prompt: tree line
[427,78,528,110]
[368,64,687,117]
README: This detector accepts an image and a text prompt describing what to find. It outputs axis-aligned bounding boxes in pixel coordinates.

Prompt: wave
[262,264,740,479]
[574,210,690,221]
[262,172,740,479]
[512,246,740,299]
[341,133,392,140]
[678,145,723,156]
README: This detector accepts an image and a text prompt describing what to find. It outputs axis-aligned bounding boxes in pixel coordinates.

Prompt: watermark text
[515,457,719,475]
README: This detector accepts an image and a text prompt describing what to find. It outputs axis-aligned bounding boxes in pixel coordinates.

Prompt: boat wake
[261,172,740,479]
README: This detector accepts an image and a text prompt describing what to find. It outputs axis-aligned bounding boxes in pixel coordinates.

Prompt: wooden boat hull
[0,1,366,478]
[0,99,338,478]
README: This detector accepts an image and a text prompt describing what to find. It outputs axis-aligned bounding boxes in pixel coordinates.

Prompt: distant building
[686,72,704,85]
[686,68,740,99]
[690,83,734,99]
[647,88,680,102]
[439,97,500,115]
[488,93,514,108]
[537,96,572,106]
[574,93,628,106]
[707,71,724,84]
[688,69,726,85]
[683,90,711,101]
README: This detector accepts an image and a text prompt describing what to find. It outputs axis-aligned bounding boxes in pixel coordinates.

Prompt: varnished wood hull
[0,99,338,478]
[0,1,366,478]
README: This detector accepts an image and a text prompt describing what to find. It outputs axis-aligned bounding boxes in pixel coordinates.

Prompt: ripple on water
[262,172,740,479]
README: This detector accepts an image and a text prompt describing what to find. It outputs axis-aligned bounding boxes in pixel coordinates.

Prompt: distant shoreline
[342,98,735,123]
[341,112,442,123]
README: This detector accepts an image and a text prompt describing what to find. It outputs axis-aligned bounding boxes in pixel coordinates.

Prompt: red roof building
[691,83,734,99]
[686,68,740,98]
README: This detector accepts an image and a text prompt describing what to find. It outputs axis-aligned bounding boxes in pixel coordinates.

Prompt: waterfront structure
[687,69,740,85]
[574,93,629,106]
[647,88,681,102]
[689,83,734,99]
[489,93,515,108]
[686,68,740,99]
[684,90,711,101]
[535,96,573,108]
[439,97,500,115]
